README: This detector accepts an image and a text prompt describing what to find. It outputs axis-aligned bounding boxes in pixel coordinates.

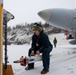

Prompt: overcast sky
[4,0,76,27]
[0,0,3,3]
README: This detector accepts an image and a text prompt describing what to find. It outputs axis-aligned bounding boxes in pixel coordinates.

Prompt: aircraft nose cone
[38,9,51,21]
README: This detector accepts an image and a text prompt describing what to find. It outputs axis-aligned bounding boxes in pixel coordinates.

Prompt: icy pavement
[3,44,76,75]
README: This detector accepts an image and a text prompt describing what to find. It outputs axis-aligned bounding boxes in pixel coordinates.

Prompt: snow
[3,33,76,75]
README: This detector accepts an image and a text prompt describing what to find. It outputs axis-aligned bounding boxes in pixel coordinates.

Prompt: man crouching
[25,23,53,74]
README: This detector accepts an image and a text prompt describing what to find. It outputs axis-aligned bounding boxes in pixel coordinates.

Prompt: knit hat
[32,23,43,32]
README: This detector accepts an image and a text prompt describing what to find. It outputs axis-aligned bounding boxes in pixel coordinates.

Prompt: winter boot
[41,69,49,74]
[25,63,34,70]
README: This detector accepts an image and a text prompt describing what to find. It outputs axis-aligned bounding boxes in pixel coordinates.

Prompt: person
[25,23,53,74]
[53,37,57,48]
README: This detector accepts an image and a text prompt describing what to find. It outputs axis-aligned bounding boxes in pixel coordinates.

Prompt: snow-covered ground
[3,33,76,75]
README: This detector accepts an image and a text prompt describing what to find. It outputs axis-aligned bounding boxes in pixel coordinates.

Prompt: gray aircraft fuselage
[38,8,76,32]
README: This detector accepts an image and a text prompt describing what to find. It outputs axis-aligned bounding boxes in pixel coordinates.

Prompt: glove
[30,51,35,56]
[36,50,40,55]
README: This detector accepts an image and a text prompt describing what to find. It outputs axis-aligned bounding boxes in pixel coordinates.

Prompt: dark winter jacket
[31,31,53,52]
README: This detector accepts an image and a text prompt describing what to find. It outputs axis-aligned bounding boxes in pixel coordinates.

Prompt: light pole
[3,9,14,70]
